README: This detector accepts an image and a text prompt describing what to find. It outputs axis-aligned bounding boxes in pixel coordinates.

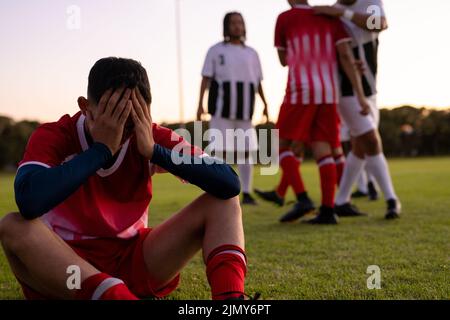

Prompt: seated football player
[0,57,248,300]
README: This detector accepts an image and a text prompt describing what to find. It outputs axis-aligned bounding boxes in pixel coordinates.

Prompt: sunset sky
[0,0,449,124]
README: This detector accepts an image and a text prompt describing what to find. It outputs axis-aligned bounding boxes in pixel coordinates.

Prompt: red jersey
[19,112,202,240]
[274,4,351,106]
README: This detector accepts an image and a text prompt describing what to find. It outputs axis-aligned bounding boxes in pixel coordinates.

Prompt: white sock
[365,154,397,201]
[336,152,365,205]
[238,163,253,194]
[357,168,368,193]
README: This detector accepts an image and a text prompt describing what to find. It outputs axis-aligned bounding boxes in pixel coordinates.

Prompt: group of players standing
[198,0,401,224]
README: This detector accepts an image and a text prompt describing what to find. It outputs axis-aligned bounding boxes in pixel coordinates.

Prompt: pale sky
[0,0,449,124]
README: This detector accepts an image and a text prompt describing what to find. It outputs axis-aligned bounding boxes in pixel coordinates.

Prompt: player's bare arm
[277,49,287,67]
[336,41,371,115]
[258,83,269,122]
[197,76,211,121]
[313,5,388,32]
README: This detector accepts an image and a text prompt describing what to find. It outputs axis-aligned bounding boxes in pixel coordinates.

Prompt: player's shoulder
[277,8,295,19]
[244,44,258,54]
[32,113,78,141]
[208,42,227,53]
[152,123,176,141]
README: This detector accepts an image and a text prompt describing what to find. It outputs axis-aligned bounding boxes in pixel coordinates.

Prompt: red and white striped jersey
[275,4,351,106]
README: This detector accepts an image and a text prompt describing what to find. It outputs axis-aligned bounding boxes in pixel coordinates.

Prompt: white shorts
[340,123,351,143]
[338,95,379,138]
[208,116,258,152]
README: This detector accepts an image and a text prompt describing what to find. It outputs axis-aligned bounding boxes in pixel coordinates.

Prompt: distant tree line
[0,106,449,170]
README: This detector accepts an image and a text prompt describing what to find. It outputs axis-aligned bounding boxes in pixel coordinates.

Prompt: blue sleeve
[150,144,241,200]
[15,142,112,220]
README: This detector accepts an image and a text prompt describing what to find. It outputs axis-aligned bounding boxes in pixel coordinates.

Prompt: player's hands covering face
[131,88,155,160]
[87,88,133,155]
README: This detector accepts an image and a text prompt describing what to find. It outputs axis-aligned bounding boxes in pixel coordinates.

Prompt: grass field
[0,157,449,300]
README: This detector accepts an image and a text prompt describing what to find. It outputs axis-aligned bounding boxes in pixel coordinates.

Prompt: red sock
[317,156,337,208]
[206,245,247,300]
[75,273,138,300]
[276,148,305,197]
[334,154,346,186]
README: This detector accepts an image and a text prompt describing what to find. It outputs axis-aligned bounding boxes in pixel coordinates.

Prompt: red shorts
[19,228,180,300]
[276,103,341,148]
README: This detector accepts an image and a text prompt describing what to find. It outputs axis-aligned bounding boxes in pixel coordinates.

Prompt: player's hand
[86,88,132,155]
[313,5,344,17]
[197,103,205,121]
[358,96,371,116]
[131,88,155,160]
[263,103,270,123]
[355,60,367,75]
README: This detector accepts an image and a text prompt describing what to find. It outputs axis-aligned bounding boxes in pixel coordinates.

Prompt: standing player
[314,0,401,219]
[0,58,249,300]
[257,0,370,224]
[197,12,269,206]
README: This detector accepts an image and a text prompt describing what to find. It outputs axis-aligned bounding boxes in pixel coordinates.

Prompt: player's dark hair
[223,12,246,44]
[88,57,152,105]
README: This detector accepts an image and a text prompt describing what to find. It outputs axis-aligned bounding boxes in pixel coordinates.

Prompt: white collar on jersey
[293,4,312,9]
[77,114,130,178]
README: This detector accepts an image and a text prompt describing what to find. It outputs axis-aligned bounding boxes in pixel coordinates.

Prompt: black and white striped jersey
[337,0,385,97]
[202,42,263,121]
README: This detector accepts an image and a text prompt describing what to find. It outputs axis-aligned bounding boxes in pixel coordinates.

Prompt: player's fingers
[130,105,141,126]
[113,88,132,120]
[132,89,145,120]
[118,101,132,126]
[86,109,95,124]
[98,88,113,114]
[136,88,150,119]
[106,87,126,116]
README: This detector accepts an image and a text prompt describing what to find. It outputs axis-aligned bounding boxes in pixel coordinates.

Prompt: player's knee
[362,132,380,153]
[203,193,241,217]
[0,213,31,250]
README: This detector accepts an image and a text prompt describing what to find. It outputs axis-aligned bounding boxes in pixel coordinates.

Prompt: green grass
[1,158,449,300]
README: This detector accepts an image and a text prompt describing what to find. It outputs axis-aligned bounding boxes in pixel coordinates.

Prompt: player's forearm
[198,77,210,106]
[340,51,365,99]
[277,50,287,67]
[14,143,112,220]
[258,84,267,105]
[150,144,241,200]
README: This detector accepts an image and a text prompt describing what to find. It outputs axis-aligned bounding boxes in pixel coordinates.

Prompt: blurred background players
[197,12,269,205]
[314,0,401,219]
[256,0,370,224]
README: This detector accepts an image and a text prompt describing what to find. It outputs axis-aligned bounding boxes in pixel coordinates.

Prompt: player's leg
[236,121,258,205]
[306,140,339,225]
[333,121,349,186]
[256,103,311,212]
[142,193,246,300]
[334,97,374,217]
[0,213,136,300]
[360,96,400,218]
[254,138,291,206]
[353,167,369,197]
[356,129,401,218]
[332,145,345,186]
[277,139,315,222]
